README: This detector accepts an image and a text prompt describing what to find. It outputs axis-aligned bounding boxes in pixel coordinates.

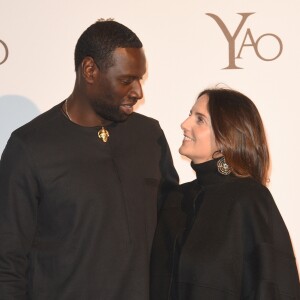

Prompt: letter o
[0,40,9,65]
[255,33,283,61]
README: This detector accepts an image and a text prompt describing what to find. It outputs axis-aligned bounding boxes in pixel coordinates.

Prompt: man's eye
[121,78,133,85]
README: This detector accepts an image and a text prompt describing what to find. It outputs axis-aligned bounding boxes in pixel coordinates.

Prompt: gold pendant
[98,127,109,143]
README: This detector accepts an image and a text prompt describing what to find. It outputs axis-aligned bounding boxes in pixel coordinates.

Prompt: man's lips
[120,103,135,114]
[120,103,134,108]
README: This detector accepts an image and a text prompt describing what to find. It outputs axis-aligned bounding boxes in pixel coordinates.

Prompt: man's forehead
[112,47,145,58]
[110,47,146,72]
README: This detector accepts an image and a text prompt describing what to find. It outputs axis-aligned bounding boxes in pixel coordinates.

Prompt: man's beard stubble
[92,101,130,123]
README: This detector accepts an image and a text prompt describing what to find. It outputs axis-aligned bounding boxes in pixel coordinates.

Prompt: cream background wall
[1,0,299,270]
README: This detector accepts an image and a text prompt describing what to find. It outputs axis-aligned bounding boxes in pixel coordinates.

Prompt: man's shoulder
[129,112,159,125]
[12,102,63,140]
[126,112,161,134]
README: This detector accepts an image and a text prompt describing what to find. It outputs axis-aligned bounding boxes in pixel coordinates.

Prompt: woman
[150,88,300,299]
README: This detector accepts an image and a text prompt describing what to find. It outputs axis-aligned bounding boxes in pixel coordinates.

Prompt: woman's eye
[197,116,204,123]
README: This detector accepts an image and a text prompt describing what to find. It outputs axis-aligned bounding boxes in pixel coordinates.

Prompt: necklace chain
[65,99,72,121]
[64,99,109,143]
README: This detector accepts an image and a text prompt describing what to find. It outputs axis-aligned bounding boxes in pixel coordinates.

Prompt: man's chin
[110,112,132,123]
[117,113,132,122]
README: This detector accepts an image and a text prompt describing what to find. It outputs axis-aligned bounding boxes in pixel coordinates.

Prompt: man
[0,20,178,299]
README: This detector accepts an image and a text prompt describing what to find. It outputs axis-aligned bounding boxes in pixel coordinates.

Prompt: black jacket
[0,102,178,300]
[151,159,299,300]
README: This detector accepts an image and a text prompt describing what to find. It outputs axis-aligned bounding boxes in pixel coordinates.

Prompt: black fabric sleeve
[240,188,300,299]
[0,135,39,299]
[156,126,179,211]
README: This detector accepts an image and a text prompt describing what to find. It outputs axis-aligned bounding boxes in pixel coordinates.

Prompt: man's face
[90,47,146,123]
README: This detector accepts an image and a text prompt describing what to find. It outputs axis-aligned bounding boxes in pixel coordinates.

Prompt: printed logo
[0,40,9,65]
[206,13,283,69]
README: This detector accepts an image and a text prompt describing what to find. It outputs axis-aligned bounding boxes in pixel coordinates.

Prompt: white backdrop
[1,0,299,270]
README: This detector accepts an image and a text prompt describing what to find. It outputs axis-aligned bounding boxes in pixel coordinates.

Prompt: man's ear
[81,57,98,84]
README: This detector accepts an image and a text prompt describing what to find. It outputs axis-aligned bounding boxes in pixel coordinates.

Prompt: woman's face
[179,94,218,164]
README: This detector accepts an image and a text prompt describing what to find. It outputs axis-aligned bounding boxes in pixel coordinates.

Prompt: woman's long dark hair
[199,88,270,186]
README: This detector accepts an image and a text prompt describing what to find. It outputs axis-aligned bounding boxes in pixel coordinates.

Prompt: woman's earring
[217,156,231,175]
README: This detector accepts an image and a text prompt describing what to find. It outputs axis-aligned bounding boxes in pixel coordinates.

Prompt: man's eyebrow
[120,75,142,79]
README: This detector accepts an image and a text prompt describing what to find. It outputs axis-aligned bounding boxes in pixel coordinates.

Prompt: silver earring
[217,156,231,175]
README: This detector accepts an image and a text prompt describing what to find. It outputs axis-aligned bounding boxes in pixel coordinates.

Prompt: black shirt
[0,102,178,300]
[151,159,300,300]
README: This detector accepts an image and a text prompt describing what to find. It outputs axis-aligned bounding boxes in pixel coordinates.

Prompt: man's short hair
[74,20,143,72]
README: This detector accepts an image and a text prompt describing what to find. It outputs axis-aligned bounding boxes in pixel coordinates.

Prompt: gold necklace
[65,99,110,143]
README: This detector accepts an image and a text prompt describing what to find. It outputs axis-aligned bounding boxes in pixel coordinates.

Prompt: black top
[151,159,300,300]
[0,102,179,300]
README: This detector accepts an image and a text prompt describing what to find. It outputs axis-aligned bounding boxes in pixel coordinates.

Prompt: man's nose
[130,80,143,100]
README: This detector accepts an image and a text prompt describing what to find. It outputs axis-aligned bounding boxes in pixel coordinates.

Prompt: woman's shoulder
[222,176,271,201]
[219,177,278,223]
